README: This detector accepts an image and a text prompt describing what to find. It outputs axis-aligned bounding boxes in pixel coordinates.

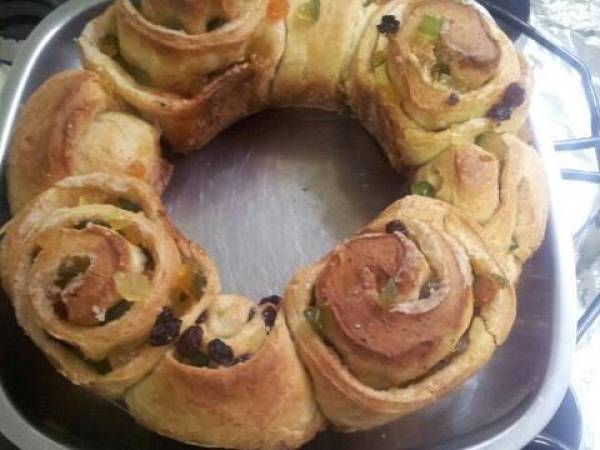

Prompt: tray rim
[0,1,578,449]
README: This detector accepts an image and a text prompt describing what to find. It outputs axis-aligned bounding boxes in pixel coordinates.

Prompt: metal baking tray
[0,1,577,449]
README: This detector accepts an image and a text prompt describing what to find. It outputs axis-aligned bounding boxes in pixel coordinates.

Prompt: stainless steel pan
[0,1,577,449]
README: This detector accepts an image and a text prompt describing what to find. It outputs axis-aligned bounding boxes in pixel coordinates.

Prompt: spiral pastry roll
[79,0,285,153]
[7,70,170,214]
[285,195,515,430]
[413,132,549,279]
[270,0,375,110]
[125,293,323,450]
[0,173,219,398]
[346,0,531,168]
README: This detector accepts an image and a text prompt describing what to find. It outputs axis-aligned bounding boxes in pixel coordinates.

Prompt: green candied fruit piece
[304,304,334,333]
[418,15,444,40]
[377,278,398,309]
[490,273,509,289]
[411,180,435,198]
[304,306,323,332]
[117,197,142,213]
[188,351,210,368]
[371,50,387,69]
[297,0,320,23]
[190,268,207,299]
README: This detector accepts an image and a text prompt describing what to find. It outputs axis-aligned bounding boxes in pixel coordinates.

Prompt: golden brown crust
[414,133,549,279]
[270,0,374,110]
[346,0,532,168]
[78,2,285,154]
[125,294,324,450]
[284,196,515,430]
[0,173,220,398]
[7,70,170,214]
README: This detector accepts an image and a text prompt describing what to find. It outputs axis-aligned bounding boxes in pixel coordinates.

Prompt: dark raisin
[58,255,91,280]
[235,353,252,364]
[89,359,112,375]
[31,246,42,262]
[455,334,469,354]
[207,17,226,32]
[447,93,460,106]
[486,83,526,122]
[53,301,68,320]
[208,339,234,366]
[377,15,400,35]
[259,295,282,306]
[176,326,204,359]
[503,83,526,109]
[385,220,408,235]
[262,306,277,330]
[247,307,256,322]
[74,220,110,230]
[419,280,439,299]
[104,300,132,323]
[149,307,181,346]
[142,247,155,272]
[195,310,208,324]
[116,198,142,213]
[486,104,512,121]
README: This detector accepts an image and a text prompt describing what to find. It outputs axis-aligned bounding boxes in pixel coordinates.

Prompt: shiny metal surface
[0,1,577,449]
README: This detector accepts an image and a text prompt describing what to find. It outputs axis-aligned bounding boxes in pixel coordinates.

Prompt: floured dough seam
[476,311,500,347]
[267,18,289,100]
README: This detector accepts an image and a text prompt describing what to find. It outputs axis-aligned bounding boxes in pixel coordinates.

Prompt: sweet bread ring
[284,195,515,430]
[0,0,551,447]
[7,70,170,213]
[0,173,219,398]
[125,293,324,449]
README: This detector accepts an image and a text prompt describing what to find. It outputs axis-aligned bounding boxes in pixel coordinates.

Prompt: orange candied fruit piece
[126,160,147,179]
[267,0,289,21]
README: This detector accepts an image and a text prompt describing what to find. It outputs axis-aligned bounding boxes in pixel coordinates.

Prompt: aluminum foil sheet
[0,1,599,448]
[525,1,600,449]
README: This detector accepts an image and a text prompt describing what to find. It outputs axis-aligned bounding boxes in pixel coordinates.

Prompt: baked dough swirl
[0,173,219,398]
[347,0,532,168]
[413,132,549,279]
[7,70,170,214]
[284,195,515,430]
[79,0,286,153]
[125,293,324,449]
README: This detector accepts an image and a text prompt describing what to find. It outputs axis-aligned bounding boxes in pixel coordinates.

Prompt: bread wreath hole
[162,109,409,299]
